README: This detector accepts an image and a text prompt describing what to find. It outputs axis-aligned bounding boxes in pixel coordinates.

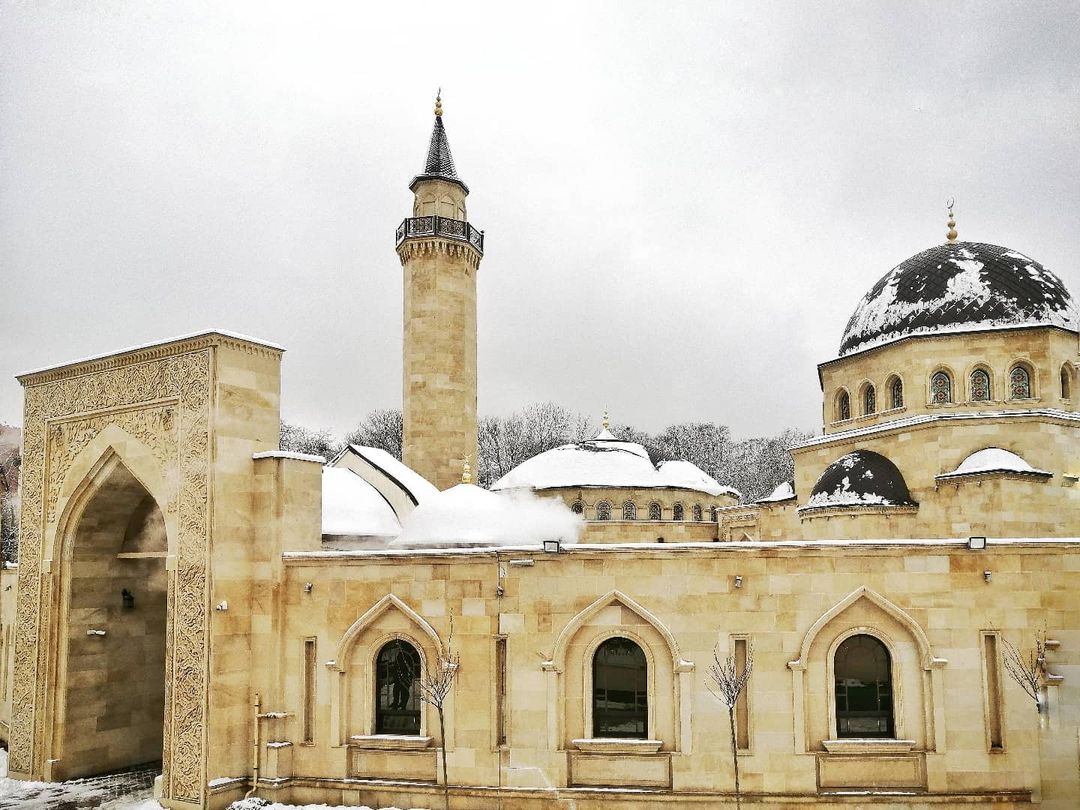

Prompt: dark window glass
[593,637,648,738]
[931,372,952,404]
[838,392,851,421]
[692,504,703,521]
[375,640,421,735]
[596,501,612,521]
[622,501,637,520]
[1010,366,1031,399]
[864,385,876,415]
[890,378,903,409]
[672,503,685,521]
[571,501,584,515]
[970,369,990,401]
[834,634,894,738]
[710,506,718,522]
[648,502,662,521]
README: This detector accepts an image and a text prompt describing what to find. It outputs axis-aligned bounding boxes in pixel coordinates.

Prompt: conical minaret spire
[410,91,468,193]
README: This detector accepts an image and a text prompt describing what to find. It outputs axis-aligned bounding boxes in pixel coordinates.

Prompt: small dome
[839,242,1077,357]
[756,480,796,504]
[805,450,916,510]
[937,447,1051,480]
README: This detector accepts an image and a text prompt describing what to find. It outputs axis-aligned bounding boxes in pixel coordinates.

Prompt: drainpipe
[244,693,261,799]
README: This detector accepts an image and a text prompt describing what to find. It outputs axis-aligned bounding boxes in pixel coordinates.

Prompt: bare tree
[279,421,340,460]
[0,428,21,563]
[1000,627,1048,713]
[344,408,403,459]
[417,614,461,810]
[478,402,589,486]
[706,640,754,810]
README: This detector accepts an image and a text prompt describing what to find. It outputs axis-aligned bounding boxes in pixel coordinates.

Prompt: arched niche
[542,591,694,753]
[329,594,446,746]
[787,587,946,754]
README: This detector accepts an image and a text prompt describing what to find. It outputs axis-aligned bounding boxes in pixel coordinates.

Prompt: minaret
[395,93,484,490]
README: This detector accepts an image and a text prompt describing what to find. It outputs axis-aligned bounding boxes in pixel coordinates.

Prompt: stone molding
[395,238,482,269]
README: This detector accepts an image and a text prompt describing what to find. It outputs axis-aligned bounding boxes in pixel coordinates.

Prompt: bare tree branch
[417,613,460,810]
[706,640,754,810]
[999,627,1046,712]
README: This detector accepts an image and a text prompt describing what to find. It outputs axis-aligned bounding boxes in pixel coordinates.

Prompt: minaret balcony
[395,216,484,256]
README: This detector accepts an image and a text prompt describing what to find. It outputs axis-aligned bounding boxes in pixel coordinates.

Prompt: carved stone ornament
[11,350,212,806]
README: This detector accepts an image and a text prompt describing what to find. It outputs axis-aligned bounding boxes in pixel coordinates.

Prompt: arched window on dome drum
[837,391,851,421]
[863,385,876,415]
[648,502,662,521]
[571,501,584,515]
[595,501,612,521]
[970,369,991,402]
[710,506,718,522]
[622,501,637,521]
[692,504,703,522]
[375,640,422,735]
[672,503,685,521]
[890,377,903,409]
[930,371,952,404]
[592,637,648,739]
[1063,365,1073,400]
[1010,365,1032,399]
[834,634,894,739]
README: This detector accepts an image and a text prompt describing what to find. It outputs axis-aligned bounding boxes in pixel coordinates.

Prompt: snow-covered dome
[394,484,582,548]
[937,447,1051,480]
[756,480,796,504]
[804,450,916,510]
[839,242,1078,357]
[322,467,400,538]
[492,430,738,498]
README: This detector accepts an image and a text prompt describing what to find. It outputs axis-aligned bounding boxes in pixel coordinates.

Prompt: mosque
[0,97,1077,810]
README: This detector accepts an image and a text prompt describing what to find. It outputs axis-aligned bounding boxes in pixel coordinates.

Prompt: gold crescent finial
[946,197,958,243]
[461,452,471,484]
[602,410,610,430]
[435,88,443,118]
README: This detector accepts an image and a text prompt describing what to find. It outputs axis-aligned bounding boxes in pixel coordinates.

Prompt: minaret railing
[396,216,484,255]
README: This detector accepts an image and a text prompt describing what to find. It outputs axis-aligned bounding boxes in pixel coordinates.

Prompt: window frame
[826,628,900,741]
[1008,362,1034,400]
[672,502,685,521]
[886,375,904,410]
[622,501,637,521]
[861,382,876,416]
[373,637,424,736]
[836,389,851,422]
[648,502,662,521]
[587,634,652,740]
[595,501,612,521]
[969,367,992,402]
[1061,363,1074,401]
[929,369,953,405]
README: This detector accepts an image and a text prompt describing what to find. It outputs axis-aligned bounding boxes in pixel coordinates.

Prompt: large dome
[839,242,1077,357]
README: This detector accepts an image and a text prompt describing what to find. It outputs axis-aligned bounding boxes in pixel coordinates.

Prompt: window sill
[572,738,663,754]
[822,738,915,754]
[349,734,433,750]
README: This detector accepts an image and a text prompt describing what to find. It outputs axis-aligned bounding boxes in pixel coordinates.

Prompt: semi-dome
[804,450,916,510]
[839,242,1077,357]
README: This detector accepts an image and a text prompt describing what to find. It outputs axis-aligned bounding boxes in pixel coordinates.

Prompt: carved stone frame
[11,348,214,807]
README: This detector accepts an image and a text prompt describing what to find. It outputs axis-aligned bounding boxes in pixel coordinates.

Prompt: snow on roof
[803,450,916,511]
[492,436,734,497]
[838,242,1078,357]
[757,480,796,503]
[394,484,582,548]
[347,445,439,504]
[254,450,326,464]
[655,459,740,498]
[322,467,400,538]
[936,447,1051,480]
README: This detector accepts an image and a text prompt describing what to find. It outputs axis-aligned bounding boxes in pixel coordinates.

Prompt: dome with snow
[756,480,796,504]
[394,484,582,548]
[839,242,1078,357]
[936,447,1051,481]
[322,467,401,539]
[492,429,739,498]
[804,450,916,511]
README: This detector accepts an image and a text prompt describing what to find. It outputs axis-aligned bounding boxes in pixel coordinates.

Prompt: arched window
[622,501,637,521]
[595,501,612,521]
[571,500,584,515]
[672,503,685,521]
[930,371,952,404]
[1063,365,1073,400]
[375,640,421,735]
[889,377,903,409]
[592,637,648,739]
[862,384,876,415]
[970,369,990,402]
[837,390,851,421]
[648,502,662,521]
[834,634,893,738]
[1009,365,1032,399]
[710,506,718,522]
[692,504,703,521]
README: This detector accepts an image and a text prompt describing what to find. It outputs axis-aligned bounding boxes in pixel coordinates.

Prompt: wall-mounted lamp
[543,540,561,554]
[215,600,229,612]
[121,588,135,609]
[734,575,744,589]
[968,536,987,550]
[303,582,314,594]
[983,570,992,583]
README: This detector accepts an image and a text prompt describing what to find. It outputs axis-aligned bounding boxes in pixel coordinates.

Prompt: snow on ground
[0,748,164,810]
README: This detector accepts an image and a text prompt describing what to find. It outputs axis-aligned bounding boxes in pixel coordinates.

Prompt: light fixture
[983,570,992,583]
[543,540,561,554]
[215,600,229,611]
[968,536,987,550]
[121,588,135,609]
[734,575,743,589]
[303,582,314,594]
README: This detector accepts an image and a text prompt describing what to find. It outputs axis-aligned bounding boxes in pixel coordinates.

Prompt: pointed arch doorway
[49,453,169,781]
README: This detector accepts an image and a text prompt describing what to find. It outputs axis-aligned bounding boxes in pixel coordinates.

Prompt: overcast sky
[2,2,1078,440]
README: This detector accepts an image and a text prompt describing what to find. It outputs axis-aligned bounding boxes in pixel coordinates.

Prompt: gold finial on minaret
[461,453,472,485]
[946,197,958,243]
[602,410,610,430]
[434,88,443,117]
